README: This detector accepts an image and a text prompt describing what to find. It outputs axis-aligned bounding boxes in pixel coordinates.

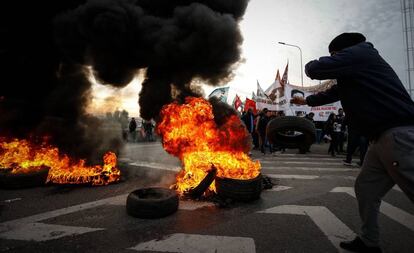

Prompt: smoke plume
[0,0,248,161]
[55,0,249,119]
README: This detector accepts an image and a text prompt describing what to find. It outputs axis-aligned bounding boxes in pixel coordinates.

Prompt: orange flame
[0,138,120,186]
[157,97,260,194]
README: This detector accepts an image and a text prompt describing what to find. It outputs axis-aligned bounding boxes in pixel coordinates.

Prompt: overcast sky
[90,0,407,117]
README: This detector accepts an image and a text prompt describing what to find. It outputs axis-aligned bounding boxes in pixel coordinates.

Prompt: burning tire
[126,187,179,219]
[215,174,262,202]
[186,166,217,199]
[266,116,316,150]
[0,166,49,189]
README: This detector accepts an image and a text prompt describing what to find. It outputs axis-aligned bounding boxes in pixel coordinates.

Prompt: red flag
[234,94,242,110]
[244,98,257,114]
[281,62,288,87]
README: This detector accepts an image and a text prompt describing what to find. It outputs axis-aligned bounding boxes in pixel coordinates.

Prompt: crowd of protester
[241,108,286,155]
[241,107,368,166]
[125,118,155,143]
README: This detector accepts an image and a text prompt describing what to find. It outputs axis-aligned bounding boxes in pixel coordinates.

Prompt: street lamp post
[278,42,303,87]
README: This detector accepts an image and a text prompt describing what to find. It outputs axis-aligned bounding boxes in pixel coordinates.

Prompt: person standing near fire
[242,108,256,149]
[129,117,137,142]
[242,108,255,136]
[291,32,414,253]
[143,119,155,142]
[324,113,338,156]
[256,108,272,155]
[336,108,346,153]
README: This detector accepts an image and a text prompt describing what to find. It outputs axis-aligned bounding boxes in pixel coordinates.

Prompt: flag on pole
[233,94,243,110]
[275,69,281,81]
[265,69,282,98]
[256,80,268,98]
[244,98,257,114]
[281,62,289,87]
[208,87,229,103]
[252,91,257,101]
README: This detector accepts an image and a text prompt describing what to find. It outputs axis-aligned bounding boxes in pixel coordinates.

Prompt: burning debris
[186,165,217,199]
[0,138,120,186]
[1,0,249,188]
[157,97,261,197]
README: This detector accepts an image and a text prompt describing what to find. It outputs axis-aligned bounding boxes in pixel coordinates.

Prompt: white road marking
[260,157,341,161]
[127,143,162,148]
[179,201,216,210]
[2,198,22,203]
[0,194,128,241]
[267,153,345,158]
[1,194,129,225]
[261,161,343,166]
[267,174,320,180]
[393,185,403,192]
[129,233,256,253]
[129,162,180,172]
[0,192,216,241]
[0,223,103,242]
[118,157,132,163]
[331,187,414,231]
[266,186,293,192]
[258,205,355,252]
[323,175,356,180]
[262,166,355,172]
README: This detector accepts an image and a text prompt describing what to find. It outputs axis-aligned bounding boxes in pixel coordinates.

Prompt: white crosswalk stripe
[260,157,342,162]
[262,166,355,172]
[258,205,356,252]
[129,233,256,253]
[261,161,343,166]
[128,161,180,172]
[267,174,320,180]
[0,194,215,242]
[266,186,293,192]
[0,223,104,242]
[331,187,414,232]
[393,185,403,192]
[263,153,345,158]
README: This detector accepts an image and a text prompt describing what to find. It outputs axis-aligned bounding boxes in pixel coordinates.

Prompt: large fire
[0,138,120,185]
[157,97,261,194]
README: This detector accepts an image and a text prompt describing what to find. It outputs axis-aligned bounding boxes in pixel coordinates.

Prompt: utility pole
[278,42,303,87]
[401,0,414,99]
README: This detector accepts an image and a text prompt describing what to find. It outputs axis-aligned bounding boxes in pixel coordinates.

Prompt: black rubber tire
[126,187,179,219]
[215,174,263,202]
[0,167,49,189]
[186,167,217,199]
[266,116,316,150]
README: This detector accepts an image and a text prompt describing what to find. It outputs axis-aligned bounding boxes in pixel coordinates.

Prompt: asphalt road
[1,142,413,253]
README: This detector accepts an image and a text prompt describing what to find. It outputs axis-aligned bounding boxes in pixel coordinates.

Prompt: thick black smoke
[55,0,249,119]
[0,0,248,161]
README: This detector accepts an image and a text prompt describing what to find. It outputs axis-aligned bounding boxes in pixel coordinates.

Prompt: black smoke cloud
[55,0,249,119]
[0,0,248,161]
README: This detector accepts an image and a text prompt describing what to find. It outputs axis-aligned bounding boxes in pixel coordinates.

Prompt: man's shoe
[339,237,382,253]
[343,160,352,166]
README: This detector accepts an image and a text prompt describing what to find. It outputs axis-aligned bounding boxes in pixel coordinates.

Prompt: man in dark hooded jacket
[291,33,414,253]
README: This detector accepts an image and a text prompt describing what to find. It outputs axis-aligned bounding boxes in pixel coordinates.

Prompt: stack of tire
[266,116,316,153]
[126,175,263,218]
